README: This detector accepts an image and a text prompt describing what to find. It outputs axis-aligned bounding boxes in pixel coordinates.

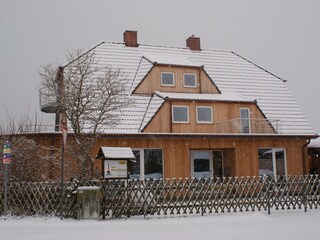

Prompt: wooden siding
[133,65,220,94]
[17,134,309,180]
[92,136,308,179]
[143,100,272,133]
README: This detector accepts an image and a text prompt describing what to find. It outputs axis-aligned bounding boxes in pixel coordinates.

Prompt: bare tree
[0,112,60,182]
[39,49,132,178]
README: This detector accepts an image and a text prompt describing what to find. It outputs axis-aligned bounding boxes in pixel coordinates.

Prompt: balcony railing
[39,87,59,113]
[214,118,279,134]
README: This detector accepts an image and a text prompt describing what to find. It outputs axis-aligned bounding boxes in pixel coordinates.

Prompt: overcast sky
[0,0,319,133]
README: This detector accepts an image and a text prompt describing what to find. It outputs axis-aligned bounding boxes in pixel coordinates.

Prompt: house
[40,30,318,180]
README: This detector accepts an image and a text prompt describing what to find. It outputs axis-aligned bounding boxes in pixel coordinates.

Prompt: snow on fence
[0,175,320,218]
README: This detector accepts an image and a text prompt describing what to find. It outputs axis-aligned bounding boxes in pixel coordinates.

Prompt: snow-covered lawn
[1,210,320,240]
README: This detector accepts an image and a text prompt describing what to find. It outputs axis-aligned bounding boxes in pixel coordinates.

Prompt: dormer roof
[155,91,254,103]
[143,54,202,68]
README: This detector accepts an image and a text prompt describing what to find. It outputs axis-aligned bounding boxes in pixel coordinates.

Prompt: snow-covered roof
[97,147,135,159]
[143,54,202,67]
[308,136,320,148]
[64,41,315,136]
[155,91,254,103]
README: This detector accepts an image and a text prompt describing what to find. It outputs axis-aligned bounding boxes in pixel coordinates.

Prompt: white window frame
[258,148,287,178]
[190,150,213,178]
[196,106,213,124]
[172,105,189,123]
[131,148,163,180]
[161,72,175,86]
[183,73,197,88]
[240,108,251,133]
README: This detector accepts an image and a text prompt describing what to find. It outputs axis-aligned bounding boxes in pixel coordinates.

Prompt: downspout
[198,67,202,94]
[169,100,173,133]
[302,138,311,175]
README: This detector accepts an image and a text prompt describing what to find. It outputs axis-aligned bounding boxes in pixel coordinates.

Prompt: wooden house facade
[40,31,318,180]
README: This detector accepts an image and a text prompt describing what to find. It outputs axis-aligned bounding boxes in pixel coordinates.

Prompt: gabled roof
[65,41,315,136]
[97,147,135,159]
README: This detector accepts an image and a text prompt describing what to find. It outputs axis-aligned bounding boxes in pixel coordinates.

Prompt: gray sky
[1,0,319,133]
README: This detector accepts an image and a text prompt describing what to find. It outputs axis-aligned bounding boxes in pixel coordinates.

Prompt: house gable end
[133,64,220,95]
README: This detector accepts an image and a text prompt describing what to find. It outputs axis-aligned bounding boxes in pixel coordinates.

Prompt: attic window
[183,73,197,87]
[161,72,175,86]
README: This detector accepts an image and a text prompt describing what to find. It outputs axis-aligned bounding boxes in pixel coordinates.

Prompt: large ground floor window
[258,148,286,177]
[128,149,163,179]
[190,149,235,178]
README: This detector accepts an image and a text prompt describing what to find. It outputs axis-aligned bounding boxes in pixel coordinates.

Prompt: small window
[172,106,189,123]
[161,72,175,86]
[183,73,197,87]
[197,106,213,123]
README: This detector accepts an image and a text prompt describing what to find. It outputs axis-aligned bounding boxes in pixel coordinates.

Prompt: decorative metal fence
[1,175,320,218]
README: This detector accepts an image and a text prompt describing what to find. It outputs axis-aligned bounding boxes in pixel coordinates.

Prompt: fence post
[303,176,308,213]
[267,188,271,215]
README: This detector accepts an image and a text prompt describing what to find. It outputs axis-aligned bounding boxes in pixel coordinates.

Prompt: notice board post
[96,146,135,219]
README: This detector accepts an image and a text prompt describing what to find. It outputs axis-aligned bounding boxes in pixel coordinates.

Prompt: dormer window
[196,106,213,124]
[172,106,189,123]
[161,72,175,86]
[183,73,196,87]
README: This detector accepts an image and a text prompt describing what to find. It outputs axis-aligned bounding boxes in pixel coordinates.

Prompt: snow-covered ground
[1,210,320,240]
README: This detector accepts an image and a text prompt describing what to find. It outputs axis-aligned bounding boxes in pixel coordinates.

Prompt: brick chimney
[123,30,138,47]
[186,35,201,51]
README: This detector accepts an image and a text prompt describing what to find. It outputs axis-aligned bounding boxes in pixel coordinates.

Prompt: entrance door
[190,151,213,178]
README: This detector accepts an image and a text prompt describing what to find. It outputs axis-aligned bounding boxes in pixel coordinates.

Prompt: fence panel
[0,175,319,218]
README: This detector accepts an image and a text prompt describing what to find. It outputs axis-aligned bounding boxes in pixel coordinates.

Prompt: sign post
[59,123,68,220]
[3,141,12,216]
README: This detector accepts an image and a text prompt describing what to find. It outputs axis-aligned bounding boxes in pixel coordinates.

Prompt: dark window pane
[128,150,140,179]
[258,148,273,176]
[276,149,285,176]
[184,74,196,87]
[194,159,210,172]
[144,149,163,179]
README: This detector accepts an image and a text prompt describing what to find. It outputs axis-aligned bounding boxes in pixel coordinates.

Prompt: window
[172,106,189,123]
[190,150,234,178]
[258,148,286,178]
[196,106,213,123]
[191,151,212,178]
[240,108,250,133]
[161,72,175,86]
[128,149,163,179]
[183,73,196,87]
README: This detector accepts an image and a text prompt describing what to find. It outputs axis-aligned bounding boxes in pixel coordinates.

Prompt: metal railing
[39,88,59,113]
[215,118,279,134]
